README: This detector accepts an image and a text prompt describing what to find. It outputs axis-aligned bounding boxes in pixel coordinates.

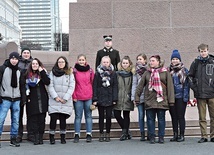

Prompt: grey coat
[48,71,75,117]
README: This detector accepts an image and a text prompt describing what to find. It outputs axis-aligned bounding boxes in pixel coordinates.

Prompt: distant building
[0,0,21,45]
[18,0,61,51]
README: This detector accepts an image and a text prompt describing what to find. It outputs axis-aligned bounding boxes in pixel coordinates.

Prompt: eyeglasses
[58,61,65,63]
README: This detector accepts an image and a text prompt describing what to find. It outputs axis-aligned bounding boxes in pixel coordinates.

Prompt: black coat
[93,71,118,107]
[95,47,120,71]
[25,70,50,116]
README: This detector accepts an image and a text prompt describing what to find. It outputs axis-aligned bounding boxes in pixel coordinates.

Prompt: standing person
[131,53,148,141]
[24,58,50,145]
[114,56,134,141]
[95,35,120,71]
[135,55,175,144]
[17,47,33,143]
[0,52,25,147]
[72,54,94,143]
[168,50,189,142]
[93,56,118,142]
[188,43,214,143]
[48,56,75,144]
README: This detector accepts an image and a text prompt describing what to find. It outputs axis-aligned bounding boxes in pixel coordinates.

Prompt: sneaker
[86,134,92,142]
[10,138,20,147]
[73,134,79,143]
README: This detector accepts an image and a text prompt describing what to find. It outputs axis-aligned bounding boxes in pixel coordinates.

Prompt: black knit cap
[21,47,31,54]
[9,52,20,59]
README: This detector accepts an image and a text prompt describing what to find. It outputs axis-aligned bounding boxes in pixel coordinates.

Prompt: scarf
[148,67,167,102]
[169,62,187,84]
[97,64,114,87]
[8,61,18,88]
[135,63,147,76]
[25,71,40,95]
[52,66,65,77]
[74,63,90,72]
[117,66,133,77]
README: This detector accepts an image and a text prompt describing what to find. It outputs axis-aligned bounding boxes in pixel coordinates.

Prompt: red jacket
[72,67,94,100]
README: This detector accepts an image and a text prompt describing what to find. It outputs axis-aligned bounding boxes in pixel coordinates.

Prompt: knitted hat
[21,47,31,54]
[171,50,181,61]
[9,52,20,60]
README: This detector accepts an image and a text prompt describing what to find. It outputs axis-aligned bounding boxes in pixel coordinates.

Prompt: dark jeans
[147,109,166,137]
[98,106,113,133]
[28,113,46,134]
[50,113,67,133]
[18,104,33,137]
[169,98,187,134]
[114,110,130,130]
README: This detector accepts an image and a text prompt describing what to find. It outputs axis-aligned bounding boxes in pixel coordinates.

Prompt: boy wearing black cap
[95,35,120,71]
[0,52,25,147]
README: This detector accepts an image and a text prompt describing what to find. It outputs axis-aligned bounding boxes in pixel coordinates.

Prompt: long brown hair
[26,58,44,76]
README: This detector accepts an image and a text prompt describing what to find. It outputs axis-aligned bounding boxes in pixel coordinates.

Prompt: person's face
[32,60,39,71]
[149,57,159,68]
[22,50,31,59]
[58,58,66,69]
[121,59,130,69]
[104,40,112,49]
[101,58,110,67]
[10,58,19,66]
[77,56,86,66]
[137,56,146,65]
[199,48,209,58]
[171,58,180,66]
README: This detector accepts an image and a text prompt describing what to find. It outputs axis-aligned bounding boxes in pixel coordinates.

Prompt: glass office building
[18,0,61,51]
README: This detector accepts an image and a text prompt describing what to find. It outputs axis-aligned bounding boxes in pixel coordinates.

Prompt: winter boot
[120,129,128,141]
[149,135,155,144]
[86,134,92,142]
[73,134,79,143]
[170,132,178,142]
[140,132,146,141]
[49,134,55,144]
[158,136,164,144]
[10,137,20,147]
[99,133,105,142]
[105,133,111,142]
[39,134,43,144]
[34,134,39,145]
[127,130,132,140]
[60,134,66,144]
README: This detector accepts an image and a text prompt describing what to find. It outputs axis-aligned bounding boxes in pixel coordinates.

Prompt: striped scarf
[135,62,147,76]
[169,63,186,84]
[26,72,40,95]
[148,67,167,102]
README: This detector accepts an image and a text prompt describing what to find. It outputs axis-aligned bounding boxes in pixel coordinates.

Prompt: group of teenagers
[0,35,214,148]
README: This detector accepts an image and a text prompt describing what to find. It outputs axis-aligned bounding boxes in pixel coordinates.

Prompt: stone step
[1,120,208,141]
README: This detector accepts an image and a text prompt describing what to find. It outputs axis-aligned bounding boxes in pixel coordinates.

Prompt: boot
[120,129,128,141]
[60,134,66,144]
[127,130,132,140]
[39,134,43,144]
[99,133,105,142]
[149,135,155,144]
[73,134,79,143]
[105,133,111,142]
[49,134,55,144]
[170,132,178,142]
[177,134,185,142]
[140,132,146,141]
[34,134,39,145]
[16,135,22,143]
[158,136,164,144]
[10,137,20,147]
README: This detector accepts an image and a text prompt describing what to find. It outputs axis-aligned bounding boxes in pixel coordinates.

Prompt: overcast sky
[60,0,77,33]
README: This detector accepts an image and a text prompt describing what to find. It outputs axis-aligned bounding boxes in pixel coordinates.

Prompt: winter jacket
[188,54,214,99]
[18,56,33,72]
[25,70,50,116]
[72,68,94,100]
[114,70,134,111]
[48,71,75,117]
[93,71,118,107]
[0,59,25,102]
[170,67,189,102]
[135,69,175,110]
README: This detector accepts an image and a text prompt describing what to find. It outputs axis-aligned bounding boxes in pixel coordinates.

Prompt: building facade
[18,0,61,51]
[0,0,21,45]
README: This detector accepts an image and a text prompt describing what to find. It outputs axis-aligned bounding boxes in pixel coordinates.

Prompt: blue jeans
[74,100,93,135]
[137,103,145,132]
[0,99,20,137]
[146,109,166,137]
